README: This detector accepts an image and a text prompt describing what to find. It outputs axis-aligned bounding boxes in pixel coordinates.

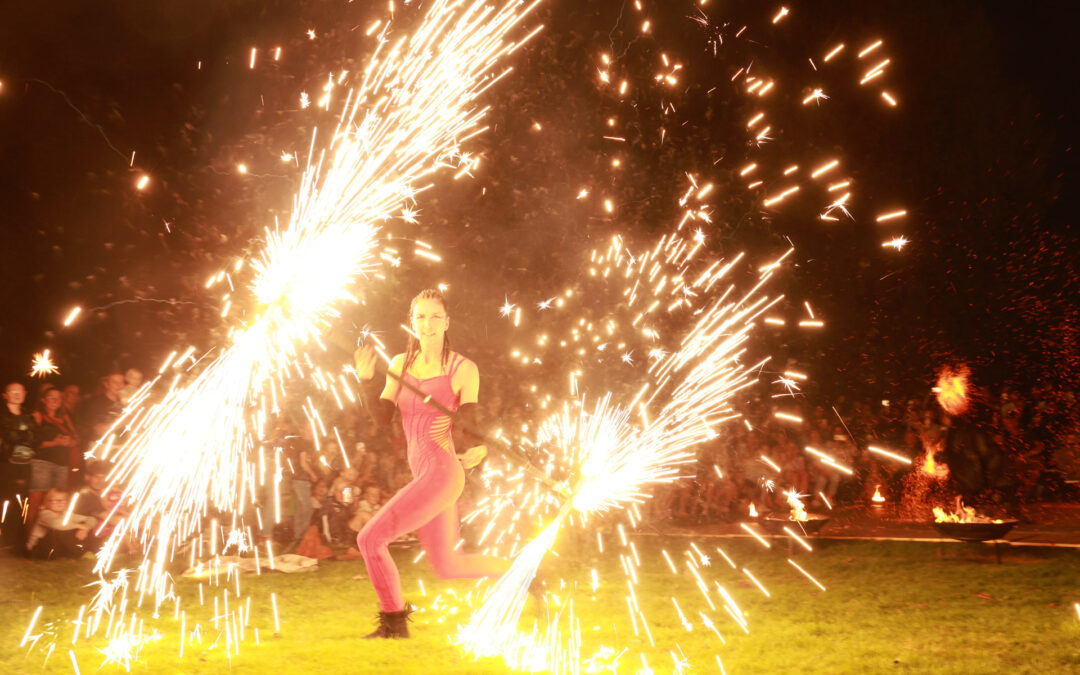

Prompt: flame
[935,365,970,416]
[871,485,885,502]
[933,496,1003,524]
[786,490,809,521]
[920,446,949,480]
[748,502,758,517]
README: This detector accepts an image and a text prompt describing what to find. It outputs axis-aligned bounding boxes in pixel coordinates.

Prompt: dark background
[0,0,1074,403]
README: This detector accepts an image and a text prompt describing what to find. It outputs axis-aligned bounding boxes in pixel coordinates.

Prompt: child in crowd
[74,461,126,538]
[350,484,383,532]
[26,489,99,559]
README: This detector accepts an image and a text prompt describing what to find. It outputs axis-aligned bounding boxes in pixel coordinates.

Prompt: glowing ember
[935,365,970,416]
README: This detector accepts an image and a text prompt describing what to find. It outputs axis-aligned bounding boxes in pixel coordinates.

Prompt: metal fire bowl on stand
[931,520,1018,542]
[761,514,831,536]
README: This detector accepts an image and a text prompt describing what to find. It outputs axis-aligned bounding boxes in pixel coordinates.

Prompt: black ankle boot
[364,605,413,639]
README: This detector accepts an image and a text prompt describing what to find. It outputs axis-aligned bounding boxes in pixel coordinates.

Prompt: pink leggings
[356,450,508,612]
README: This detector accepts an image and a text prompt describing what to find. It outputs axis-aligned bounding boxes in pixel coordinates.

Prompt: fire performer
[352,288,509,638]
[937,373,1016,513]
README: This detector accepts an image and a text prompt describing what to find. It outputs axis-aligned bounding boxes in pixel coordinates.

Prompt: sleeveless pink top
[397,352,465,468]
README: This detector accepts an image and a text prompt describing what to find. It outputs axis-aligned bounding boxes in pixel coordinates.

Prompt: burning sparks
[867,445,912,465]
[30,350,60,377]
[875,209,907,223]
[882,236,909,251]
[63,306,83,327]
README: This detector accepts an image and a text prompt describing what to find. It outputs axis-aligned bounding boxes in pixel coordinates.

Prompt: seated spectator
[353,450,377,484]
[331,466,361,504]
[373,452,399,494]
[26,489,99,559]
[391,467,412,494]
[349,483,384,533]
[75,461,127,539]
[322,467,359,545]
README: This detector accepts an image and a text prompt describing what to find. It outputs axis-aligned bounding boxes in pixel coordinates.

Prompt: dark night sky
[0,1,1074,398]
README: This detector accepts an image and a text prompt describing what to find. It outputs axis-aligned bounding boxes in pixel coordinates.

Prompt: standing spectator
[80,372,125,441]
[287,433,318,547]
[60,384,85,489]
[61,384,82,419]
[1,382,36,463]
[1,382,36,547]
[25,488,98,559]
[27,388,78,523]
[119,368,144,405]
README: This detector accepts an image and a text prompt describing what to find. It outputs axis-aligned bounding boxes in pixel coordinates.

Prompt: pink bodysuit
[356,352,508,612]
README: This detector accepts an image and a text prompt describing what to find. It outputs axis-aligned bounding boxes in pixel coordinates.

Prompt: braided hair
[401,288,451,376]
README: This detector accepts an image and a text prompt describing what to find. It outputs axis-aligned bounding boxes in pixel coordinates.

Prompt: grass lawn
[1,537,1078,674]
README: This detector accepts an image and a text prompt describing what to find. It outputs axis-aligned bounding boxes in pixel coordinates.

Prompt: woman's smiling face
[412,297,448,343]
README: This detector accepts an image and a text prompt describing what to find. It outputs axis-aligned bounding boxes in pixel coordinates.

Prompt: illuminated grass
[1,539,1077,673]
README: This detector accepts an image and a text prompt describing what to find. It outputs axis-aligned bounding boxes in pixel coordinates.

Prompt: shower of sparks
[30,349,60,377]
[455,1,910,669]
[28,0,915,671]
[458,511,578,671]
[50,0,542,664]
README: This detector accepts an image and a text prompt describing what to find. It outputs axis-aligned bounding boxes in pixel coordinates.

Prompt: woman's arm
[452,358,487,468]
[453,357,480,405]
[355,346,403,430]
[380,354,404,403]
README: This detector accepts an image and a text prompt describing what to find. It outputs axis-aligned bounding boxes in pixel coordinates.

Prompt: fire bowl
[931,520,1018,542]
[761,514,831,536]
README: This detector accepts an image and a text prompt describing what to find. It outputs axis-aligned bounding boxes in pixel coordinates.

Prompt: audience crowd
[646,386,1079,523]
[2,360,1077,562]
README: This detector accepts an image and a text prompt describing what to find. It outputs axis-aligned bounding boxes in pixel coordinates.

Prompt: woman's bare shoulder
[452,352,478,374]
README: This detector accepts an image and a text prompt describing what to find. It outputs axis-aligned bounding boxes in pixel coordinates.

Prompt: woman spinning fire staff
[352,288,509,638]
